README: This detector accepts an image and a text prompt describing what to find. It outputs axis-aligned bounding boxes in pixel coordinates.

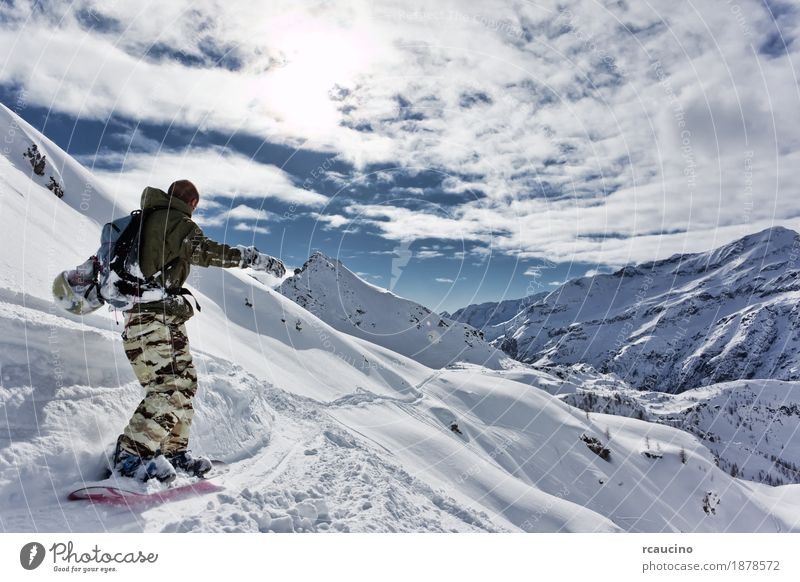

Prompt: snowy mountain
[2,101,800,533]
[485,227,800,393]
[278,252,506,369]
[441,293,546,342]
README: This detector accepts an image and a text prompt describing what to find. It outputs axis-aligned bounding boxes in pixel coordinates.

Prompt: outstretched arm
[185,223,286,276]
[188,225,243,268]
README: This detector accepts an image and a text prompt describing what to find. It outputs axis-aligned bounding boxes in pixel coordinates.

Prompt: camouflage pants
[118,311,198,458]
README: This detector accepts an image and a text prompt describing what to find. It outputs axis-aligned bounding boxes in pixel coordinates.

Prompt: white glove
[237,245,286,277]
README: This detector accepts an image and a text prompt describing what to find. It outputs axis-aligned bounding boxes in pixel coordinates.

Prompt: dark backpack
[97,209,165,310]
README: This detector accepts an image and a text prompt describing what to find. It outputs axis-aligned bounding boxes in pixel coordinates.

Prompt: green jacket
[133,187,242,320]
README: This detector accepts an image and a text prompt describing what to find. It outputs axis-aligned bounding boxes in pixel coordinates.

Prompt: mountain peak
[297,251,343,274]
[675,225,800,275]
[736,225,799,250]
[278,252,504,369]
[309,250,332,260]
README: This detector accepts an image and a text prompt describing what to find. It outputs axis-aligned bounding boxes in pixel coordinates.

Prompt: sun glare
[250,18,376,140]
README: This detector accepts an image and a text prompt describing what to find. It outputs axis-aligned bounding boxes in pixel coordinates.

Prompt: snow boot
[166,450,212,478]
[113,440,177,484]
[143,455,179,483]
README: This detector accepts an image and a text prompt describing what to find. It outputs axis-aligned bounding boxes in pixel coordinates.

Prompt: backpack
[53,209,198,316]
[96,209,166,310]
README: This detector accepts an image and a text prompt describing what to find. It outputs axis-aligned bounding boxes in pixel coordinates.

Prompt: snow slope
[2,102,800,532]
[478,228,800,393]
[279,252,507,369]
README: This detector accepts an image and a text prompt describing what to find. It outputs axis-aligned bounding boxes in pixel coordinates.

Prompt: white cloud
[435,277,455,283]
[415,249,444,259]
[234,222,269,235]
[2,0,799,266]
[311,212,351,229]
[344,203,494,243]
[87,147,327,209]
[227,205,273,221]
[0,0,398,163]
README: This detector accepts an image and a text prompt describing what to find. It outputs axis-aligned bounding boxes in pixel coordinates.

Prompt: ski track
[151,386,500,533]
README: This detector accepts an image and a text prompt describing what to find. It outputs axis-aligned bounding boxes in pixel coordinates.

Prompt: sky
[1,0,798,313]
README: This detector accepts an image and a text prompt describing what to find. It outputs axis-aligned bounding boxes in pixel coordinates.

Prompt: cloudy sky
[1,0,798,312]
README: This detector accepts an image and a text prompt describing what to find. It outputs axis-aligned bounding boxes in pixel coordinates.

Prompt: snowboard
[67,461,227,507]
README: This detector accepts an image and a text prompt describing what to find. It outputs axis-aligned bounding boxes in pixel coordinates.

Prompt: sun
[249,18,377,141]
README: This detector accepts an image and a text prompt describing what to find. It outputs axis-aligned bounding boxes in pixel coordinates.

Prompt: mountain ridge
[450,225,800,393]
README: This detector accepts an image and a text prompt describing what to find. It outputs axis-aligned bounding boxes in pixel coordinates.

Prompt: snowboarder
[113,180,286,483]
[450,421,463,435]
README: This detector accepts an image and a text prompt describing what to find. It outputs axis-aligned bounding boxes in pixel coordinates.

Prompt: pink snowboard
[68,478,223,507]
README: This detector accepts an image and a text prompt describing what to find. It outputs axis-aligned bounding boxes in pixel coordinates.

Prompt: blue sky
[1,0,799,312]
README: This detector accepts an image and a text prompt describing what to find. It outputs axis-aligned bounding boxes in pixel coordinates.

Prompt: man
[113,180,285,483]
